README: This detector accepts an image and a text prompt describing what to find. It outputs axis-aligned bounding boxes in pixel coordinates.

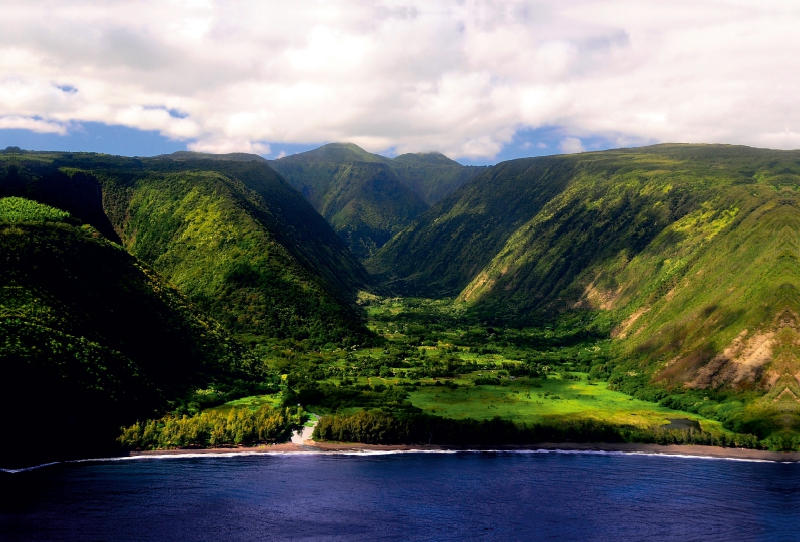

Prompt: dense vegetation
[7,142,800,463]
[270,143,483,259]
[312,409,761,449]
[157,296,766,450]
[0,198,255,466]
[0,151,373,347]
[0,196,73,222]
[366,145,800,441]
[118,405,305,449]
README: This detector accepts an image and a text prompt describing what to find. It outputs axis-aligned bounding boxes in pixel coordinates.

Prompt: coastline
[127,440,800,463]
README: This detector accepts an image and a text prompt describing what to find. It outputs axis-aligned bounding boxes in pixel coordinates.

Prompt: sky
[0,0,797,165]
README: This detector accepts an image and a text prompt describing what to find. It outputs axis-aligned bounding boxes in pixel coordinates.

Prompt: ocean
[2,450,798,541]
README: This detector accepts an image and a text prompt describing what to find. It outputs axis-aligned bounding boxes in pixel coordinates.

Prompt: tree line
[312,409,762,449]
[118,405,305,449]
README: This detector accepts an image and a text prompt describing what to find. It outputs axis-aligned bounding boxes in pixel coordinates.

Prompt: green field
[407,374,722,431]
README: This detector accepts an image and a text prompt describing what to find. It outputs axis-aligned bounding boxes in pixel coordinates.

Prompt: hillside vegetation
[6,143,800,458]
[367,145,800,439]
[0,198,253,466]
[0,152,373,347]
[270,143,484,259]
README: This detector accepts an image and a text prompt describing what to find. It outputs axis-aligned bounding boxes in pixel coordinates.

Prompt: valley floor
[130,296,766,455]
[209,297,737,437]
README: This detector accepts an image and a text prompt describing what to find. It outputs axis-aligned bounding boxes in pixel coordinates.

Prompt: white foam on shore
[4,446,796,472]
[496,448,780,464]
[1,461,62,474]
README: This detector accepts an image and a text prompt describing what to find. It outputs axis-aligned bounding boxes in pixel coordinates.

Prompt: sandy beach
[122,413,800,462]
[127,440,800,462]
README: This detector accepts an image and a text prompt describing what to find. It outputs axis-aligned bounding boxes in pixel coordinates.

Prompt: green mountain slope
[365,156,578,297]
[0,151,373,347]
[366,144,800,437]
[0,198,250,466]
[270,143,484,259]
[391,151,486,206]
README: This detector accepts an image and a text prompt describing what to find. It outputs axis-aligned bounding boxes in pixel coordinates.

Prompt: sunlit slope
[0,152,373,346]
[367,145,800,429]
[270,143,483,259]
[369,144,796,309]
[606,186,800,435]
[0,198,248,464]
[107,157,373,346]
[0,155,121,242]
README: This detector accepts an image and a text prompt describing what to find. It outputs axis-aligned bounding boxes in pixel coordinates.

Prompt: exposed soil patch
[577,281,621,311]
[460,272,495,302]
[612,306,649,339]
[688,330,774,388]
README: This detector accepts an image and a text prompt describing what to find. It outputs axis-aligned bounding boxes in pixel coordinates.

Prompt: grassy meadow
[406,376,719,430]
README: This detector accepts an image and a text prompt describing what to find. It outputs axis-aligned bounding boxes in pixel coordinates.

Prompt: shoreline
[127,441,800,463]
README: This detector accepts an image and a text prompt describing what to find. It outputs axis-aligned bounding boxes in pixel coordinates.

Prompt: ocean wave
[5,446,796,472]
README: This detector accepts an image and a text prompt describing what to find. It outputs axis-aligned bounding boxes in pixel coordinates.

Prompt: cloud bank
[1,0,797,158]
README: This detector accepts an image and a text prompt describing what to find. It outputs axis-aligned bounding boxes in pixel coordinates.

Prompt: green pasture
[407,373,724,432]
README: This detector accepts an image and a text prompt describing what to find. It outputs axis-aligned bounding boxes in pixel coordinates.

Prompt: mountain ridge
[270,143,485,259]
[0,150,373,347]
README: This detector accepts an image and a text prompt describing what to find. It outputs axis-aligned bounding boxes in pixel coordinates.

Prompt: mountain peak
[392,152,460,166]
[278,142,385,164]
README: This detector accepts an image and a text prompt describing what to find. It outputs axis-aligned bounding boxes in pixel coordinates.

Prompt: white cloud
[0,0,799,157]
[0,116,67,134]
[188,139,271,155]
[559,137,584,154]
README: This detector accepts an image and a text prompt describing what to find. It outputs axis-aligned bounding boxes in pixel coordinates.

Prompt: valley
[3,143,800,467]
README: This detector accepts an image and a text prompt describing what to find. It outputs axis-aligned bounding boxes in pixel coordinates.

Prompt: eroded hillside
[367,144,800,437]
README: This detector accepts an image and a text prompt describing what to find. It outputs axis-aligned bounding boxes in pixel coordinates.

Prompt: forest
[118,405,305,449]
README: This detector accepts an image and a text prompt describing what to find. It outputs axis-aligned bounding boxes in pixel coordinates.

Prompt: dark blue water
[2,451,799,541]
